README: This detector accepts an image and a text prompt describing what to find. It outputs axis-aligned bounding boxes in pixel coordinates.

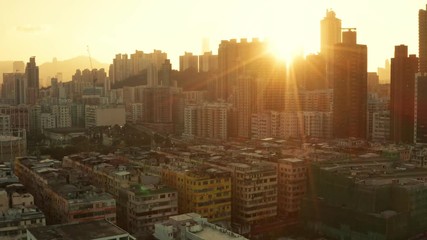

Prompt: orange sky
[0,0,425,71]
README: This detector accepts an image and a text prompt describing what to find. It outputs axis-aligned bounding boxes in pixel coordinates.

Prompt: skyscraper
[414,73,427,143]
[217,38,270,101]
[321,10,342,88]
[25,57,39,105]
[217,38,282,139]
[390,45,418,143]
[179,52,198,72]
[419,5,427,72]
[198,51,218,72]
[160,59,172,87]
[332,30,367,139]
[320,10,342,58]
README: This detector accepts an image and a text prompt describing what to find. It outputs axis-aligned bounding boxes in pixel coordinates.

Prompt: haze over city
[0,0,425,71]
[2,1,427,240]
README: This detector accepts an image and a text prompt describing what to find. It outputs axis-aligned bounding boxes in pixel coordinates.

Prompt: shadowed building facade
[332,30,367,139]
[390,45,418,143]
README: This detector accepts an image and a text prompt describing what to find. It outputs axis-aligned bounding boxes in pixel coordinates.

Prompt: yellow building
[161,166,231,223]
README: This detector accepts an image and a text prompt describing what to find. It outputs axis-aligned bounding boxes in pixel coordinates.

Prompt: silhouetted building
[368,72,380,92]
[218,38,281,139]
[2,73,25,105]
[179,52,198,72]
[217,38,270,101]
[142,87,184,134]
[332,30,367,139]
[304,54,327,90]
[415,73,427,143]
[320,10,342,57]
[112,54,131,84]
[419,5,427,72]
[25,57,39,105]
[199,51,218,72]
[160,59,172,87]
[390,45,418,143]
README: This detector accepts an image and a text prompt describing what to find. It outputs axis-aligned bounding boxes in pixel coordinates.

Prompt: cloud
[16,25,49,33]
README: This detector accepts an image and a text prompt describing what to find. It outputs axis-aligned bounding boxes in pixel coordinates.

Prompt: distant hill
[39,56,109,86]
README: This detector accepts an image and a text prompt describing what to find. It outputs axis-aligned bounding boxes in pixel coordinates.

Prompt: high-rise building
[183,102,230,140]
[147,64,159,87]
[320,10,342,58]
[378,60,391,84]
[304,54,327,90]
[142,87,184,134]
[2,72,25,105]
[179,52,198,72]
[199,51,218,72]
[419,5,427,72]
[217,38,271,101]
[415,73,427,143]
[112,54,131,84]
[332,30,367,139]
[160,59,172,87]
[25,57,39,105]
[367,72,380,92]
[234,75,257,138]
[390,45,418,143]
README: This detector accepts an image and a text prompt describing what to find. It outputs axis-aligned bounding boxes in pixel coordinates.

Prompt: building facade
[332,30,367,139]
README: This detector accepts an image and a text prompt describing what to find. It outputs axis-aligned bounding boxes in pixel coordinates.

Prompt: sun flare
[267,40,304,65]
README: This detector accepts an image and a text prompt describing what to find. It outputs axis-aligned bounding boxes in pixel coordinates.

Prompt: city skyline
[0,0,425,71]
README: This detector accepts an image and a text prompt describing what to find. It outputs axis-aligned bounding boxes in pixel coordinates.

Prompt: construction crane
[86,45,97,95]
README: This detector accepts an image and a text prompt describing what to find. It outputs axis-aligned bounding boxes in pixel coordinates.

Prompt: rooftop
[27,219,134,240]
[16,157,113,203]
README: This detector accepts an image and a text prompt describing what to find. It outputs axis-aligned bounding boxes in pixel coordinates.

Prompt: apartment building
[14,157,116,225]
[161,165,232,223]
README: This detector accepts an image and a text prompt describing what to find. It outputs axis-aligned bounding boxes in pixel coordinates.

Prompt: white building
[85,105,126,128]
[0,114,11,135]
[130,103,143,123]
[40,113,56,132]
[52,105,71,128]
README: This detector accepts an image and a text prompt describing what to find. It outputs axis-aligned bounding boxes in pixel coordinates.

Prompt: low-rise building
[27,219,135,240]
[161,165,232,223]
[14,157,116,225]
[0,164,45,240]
[62,153,178,236]
[153,213,247,240]
[301,157,427,240]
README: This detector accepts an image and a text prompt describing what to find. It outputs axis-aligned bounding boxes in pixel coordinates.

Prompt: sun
[267,39,303,65]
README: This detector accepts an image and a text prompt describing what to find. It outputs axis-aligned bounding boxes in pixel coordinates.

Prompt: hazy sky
[0,0,426,71]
